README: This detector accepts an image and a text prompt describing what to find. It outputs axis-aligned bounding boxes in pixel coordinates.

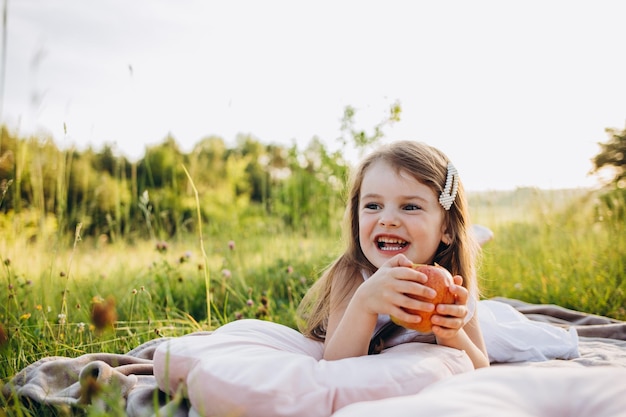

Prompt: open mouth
[377,237,409,251]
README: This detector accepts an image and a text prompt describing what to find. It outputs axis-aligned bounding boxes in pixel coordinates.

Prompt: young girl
[298,140,489,369]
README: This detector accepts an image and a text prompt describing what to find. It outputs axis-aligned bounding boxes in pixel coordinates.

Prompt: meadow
[1,134,625,416]
[1,186,624,360]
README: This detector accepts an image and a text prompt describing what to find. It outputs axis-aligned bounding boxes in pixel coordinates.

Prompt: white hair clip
[439,163,459,211]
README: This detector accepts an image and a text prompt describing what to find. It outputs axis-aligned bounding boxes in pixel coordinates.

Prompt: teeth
[377,237,408,251]
[378,237,407,244]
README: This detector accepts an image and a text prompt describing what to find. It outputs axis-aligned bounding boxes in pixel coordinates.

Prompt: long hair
[297,140,480,340]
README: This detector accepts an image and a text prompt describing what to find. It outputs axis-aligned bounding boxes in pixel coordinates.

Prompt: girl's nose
[379,209,399,227]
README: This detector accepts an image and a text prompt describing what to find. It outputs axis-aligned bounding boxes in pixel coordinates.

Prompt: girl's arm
[323,255,433,360]
[323,277,377,360]
[431,277,490,368]
[435,314,489,368]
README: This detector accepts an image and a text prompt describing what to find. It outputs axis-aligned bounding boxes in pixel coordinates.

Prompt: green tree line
[1,104,623,244]
[0,128,353,242]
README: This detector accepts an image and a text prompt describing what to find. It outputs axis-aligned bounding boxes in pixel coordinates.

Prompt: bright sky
[3,0,626,190]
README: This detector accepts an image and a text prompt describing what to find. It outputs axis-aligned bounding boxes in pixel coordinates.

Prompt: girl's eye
[404,204,421,211]
[364,203,381,210]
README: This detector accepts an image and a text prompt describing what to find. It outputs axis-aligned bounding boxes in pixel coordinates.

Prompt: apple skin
[390,263,455,332]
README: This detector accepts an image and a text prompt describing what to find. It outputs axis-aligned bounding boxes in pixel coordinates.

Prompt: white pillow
[154,319,473,417]
[332,366,626,417]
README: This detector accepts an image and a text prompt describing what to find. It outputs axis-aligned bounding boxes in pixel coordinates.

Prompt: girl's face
[358,160,449,269]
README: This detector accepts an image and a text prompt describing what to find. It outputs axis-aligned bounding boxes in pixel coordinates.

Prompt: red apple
[391,263,455,332]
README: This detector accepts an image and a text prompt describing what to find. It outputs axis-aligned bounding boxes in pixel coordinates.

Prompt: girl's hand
[431,275,469,339]
[353,254,437,324]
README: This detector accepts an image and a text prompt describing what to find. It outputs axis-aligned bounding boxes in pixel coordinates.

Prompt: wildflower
[156,241,168,253]
[228,240,235,250]
[60,271,66,277]
[3,258,10,266]
[77,322,85,332]
[36,304,42,311]
[178,255,187,264]
[132,288,138,295]
[0,322,8,346]
[235,312,243,320]
[76,303,81,310]
[20,313,31,320]
[246,299,253,307]
[179,251,192,263]
[80,372,103,404]
[58,313,66,325]
[286,266,294,274]
[260,296,269,307]
[221,269,232,279]
[91,296,117,332]
[255,306,268,319]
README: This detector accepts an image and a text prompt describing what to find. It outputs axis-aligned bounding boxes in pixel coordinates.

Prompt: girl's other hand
[431,275,469,338]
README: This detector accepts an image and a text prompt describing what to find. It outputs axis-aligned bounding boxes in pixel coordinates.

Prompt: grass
[1,186,625,416]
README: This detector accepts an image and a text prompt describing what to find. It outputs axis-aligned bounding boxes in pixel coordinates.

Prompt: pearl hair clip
[439,163,459,211]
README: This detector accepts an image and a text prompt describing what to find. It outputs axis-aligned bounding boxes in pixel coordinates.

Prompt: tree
[339,100,402,156]
[592,125,626,187]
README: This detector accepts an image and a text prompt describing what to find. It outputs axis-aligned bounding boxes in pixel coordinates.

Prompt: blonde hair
[297,140,481,341]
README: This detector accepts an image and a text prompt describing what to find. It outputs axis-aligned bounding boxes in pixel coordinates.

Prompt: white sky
[2,0,626,190]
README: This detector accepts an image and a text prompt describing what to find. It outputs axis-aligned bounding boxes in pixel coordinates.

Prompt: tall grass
[471,188,625,319]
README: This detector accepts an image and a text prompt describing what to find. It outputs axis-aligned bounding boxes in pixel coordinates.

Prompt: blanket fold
[1,336,200,417]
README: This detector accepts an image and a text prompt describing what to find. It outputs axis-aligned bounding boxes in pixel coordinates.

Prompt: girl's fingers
[453,275,463,286]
